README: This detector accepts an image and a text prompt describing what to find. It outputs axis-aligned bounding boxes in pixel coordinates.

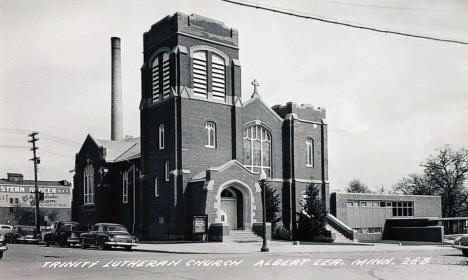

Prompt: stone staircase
[223,230,263,243]
[326,224,355,242]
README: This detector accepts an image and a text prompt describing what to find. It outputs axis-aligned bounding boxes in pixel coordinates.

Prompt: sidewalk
[135,240,455,255]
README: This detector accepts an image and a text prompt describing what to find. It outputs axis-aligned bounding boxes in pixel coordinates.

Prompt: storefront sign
[0,184,71,208]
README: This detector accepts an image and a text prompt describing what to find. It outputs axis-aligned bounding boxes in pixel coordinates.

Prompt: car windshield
[61,224,73,231]
[107,225,128,232]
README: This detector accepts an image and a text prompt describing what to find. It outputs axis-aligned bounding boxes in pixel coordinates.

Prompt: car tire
[98,242,108,250]
[462,249,468,257]
[0,251,3,259]
[124,246,132,251]
[45,241,50,247]
[80,239,88,249]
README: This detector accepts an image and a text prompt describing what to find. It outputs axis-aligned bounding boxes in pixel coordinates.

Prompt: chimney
[111,37,124,140]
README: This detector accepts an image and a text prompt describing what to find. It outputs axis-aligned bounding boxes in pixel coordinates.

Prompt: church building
[73,13,329,241]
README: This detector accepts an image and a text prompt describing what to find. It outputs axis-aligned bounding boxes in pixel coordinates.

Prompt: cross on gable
[251,79,259,94]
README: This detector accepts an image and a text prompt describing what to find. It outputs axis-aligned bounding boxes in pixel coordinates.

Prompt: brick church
[73,13,329,241]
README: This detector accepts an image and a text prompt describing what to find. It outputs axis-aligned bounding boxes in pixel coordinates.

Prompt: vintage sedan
[4,225,39,244]
[0,225,13,236]
[79,223,138,251]
[453,234,468,257]
[44,221,87,247]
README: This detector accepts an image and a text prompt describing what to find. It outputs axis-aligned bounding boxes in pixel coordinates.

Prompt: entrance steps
[223,230,262,243]
[325,225,354,242]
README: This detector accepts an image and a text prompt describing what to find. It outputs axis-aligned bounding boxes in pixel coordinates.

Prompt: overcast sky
[1,0,467,191]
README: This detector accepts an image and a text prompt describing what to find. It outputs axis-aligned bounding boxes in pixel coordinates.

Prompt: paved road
[0,243,467,280]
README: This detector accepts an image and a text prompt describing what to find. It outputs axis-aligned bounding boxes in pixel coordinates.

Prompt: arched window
[151,52,170,103]
[243,125,272,177]
[154,177,159,197]
[164,160,170,182]
[83,164,95,205]
[205,122,216,148]
[158,123,165,150]
[211,53,226,99]
[193,50,208,96]
[306,138,314,167]
[192,49,226,99]
[122,170,128,204]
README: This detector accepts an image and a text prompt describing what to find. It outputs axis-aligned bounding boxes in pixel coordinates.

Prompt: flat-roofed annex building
[330,192,442,241]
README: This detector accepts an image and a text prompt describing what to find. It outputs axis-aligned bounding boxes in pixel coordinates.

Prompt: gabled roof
[80,134,141,163]
[190,160,255,182]
[243,93,283,122]
[94,137,141,163]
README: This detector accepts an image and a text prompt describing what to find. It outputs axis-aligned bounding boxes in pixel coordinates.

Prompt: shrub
[272,224,291,240]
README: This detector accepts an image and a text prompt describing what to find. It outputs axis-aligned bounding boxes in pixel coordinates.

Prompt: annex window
[83,164,95,205]
[243,125,272,177]
[158,123,165,150]
[368,227,382,234]
[392,201,414,217]
[164,160,170,182]
[151,52,171,103]
[192,49,226,99]
[193,50,208,96]
[305,138,314,167]
[122,170,128,204]
[154,177,159,197]
[205,122,216,148]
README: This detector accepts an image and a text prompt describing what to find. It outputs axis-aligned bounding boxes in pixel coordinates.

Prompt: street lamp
[259,169,269,252]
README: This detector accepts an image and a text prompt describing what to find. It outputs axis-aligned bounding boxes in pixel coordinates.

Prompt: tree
[297,184,328,240]
[392,174,434,195]
[422,145,468,217]
[264,183,281,226]
[393,145,468,217]
[346,179,371,193]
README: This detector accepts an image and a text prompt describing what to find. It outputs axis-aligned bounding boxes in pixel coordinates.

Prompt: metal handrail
[326,213,355,240]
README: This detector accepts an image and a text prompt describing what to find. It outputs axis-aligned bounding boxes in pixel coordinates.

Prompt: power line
[328,0,468,12]
[0,128,80,146]
[221,0,468,45]
[0,144,29,149]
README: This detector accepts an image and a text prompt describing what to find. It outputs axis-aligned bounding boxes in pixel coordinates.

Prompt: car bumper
[67,238,80,244]
[105,241,138,247]
[452,244,468,250]
[18,238,39,243]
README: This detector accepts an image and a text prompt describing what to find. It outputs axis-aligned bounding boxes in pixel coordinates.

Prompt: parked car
[0,232,7,259]
[79,223,138,251]
[4,225,39,244]
[453,234,468,256]
[0,225,13,236]
[43,221,87,247]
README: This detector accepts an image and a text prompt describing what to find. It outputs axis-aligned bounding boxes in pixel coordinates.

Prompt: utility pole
[28,131,40,233]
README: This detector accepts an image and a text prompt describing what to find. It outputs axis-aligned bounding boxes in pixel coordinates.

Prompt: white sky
[1,0,467,191]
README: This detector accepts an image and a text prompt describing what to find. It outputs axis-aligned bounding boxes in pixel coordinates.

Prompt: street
[1,242,467,280]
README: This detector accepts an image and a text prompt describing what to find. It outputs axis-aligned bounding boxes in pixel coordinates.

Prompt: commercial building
[72,13,329,241]
[0,173,72,225]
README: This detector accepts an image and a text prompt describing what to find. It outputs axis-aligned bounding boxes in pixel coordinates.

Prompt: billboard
[0,184,71,209]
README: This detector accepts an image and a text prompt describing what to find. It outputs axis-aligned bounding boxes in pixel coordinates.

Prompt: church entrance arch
[216,180,254,230]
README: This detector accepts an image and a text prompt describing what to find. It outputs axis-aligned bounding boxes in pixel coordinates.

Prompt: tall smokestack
[111,37,124,140]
